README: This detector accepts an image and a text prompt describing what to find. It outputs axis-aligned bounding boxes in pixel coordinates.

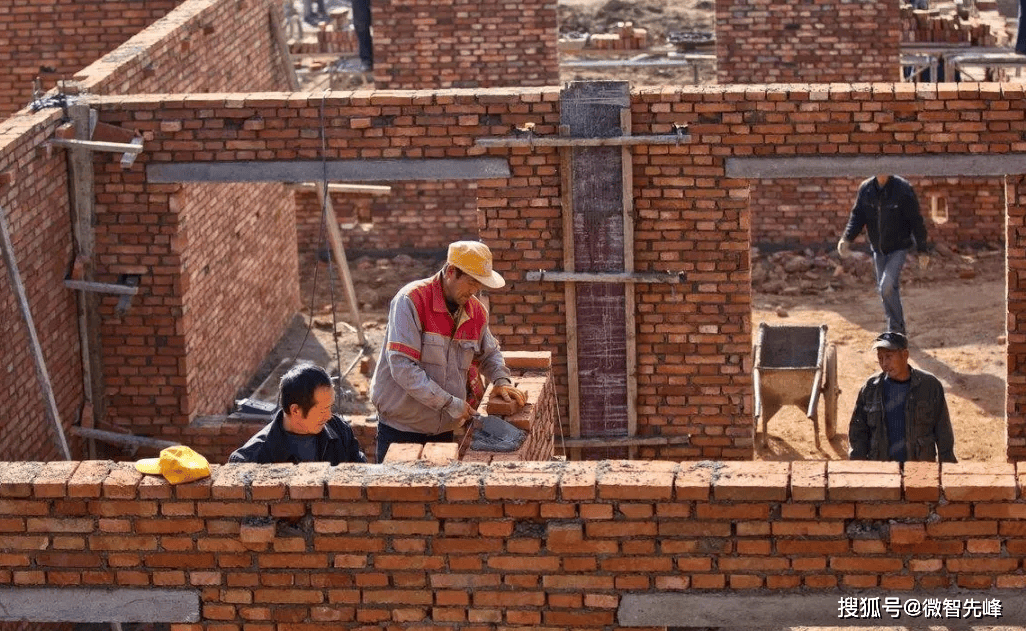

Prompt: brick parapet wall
[715,0,901,84]
[85,82,1026,459]
[0,0,181,118]
[0,110,86,462]
[751,176,1006,249]
[0,460,1024,627]
[374,0,559,90]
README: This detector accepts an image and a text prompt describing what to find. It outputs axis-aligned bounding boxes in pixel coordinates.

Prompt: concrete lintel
[147,158,510,183]
[726,155,1026,179]
[619,592,1024,628]
[0,588,200,622]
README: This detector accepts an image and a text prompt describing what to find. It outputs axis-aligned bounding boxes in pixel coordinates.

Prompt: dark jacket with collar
[228,409,367,464]
[842,175,929,255]
[848,366,957,463]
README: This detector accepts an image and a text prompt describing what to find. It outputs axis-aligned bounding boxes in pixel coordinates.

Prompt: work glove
[493,384,527,407]
[836,239,851,258]
[445,396,474,423]
[918,254,930,270]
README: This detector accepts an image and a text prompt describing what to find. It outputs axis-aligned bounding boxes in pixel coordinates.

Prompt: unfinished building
[3,0,1026,629]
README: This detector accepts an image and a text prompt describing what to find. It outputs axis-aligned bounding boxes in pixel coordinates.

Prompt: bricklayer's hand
[918,254,930,270]
[493,384,526,407]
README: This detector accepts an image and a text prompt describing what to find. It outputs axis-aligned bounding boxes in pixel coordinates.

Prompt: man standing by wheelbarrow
[848,331,956,463]
[836,174,931,336]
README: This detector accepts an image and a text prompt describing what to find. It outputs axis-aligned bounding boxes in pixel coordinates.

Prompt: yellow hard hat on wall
[135,445,211,484]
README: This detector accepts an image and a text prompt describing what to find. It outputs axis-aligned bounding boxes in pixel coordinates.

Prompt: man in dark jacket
[229,364,366,465]
[837,174,930,335]
[848,331,956,463]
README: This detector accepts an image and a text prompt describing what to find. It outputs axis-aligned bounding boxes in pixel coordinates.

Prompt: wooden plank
[292,182,392,195]
[726,154,1026,178]
[561,435,691,448]
[269,6,301,91]
[68,104,104,458]
[476,134,690,148]
[0,587,200,622]
[0,205,71,460]
[49,139,142,153]
[621,106,638,460]
[315,185,367,346]
[524,270,683,283]
[562,81,630,460]
[70,426,180,450]
[147,158,512,183]
[559,136,581,461]
[64,279,139,295]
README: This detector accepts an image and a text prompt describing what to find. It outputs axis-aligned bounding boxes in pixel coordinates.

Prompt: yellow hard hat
[135,445,211,485]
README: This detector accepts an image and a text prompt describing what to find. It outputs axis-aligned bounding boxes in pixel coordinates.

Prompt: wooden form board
[560,81,636,460]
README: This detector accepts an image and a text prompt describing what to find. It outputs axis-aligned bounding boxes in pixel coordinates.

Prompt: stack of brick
[289,24,359,56]
[589,22,649,50]
[900,6,996,46]
[462,351,556,464]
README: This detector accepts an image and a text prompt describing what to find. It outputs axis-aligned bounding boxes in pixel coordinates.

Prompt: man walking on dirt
[836,174,931,335]
[370,241,525,462]
[848,331,956,463]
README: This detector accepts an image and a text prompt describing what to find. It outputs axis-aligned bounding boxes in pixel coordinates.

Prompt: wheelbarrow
[753,323,840,448]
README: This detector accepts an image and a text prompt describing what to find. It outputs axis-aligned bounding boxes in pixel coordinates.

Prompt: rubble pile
[752,243,1004,296]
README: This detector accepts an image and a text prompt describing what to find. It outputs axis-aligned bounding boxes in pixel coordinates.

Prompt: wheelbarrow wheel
[823,343,839,439]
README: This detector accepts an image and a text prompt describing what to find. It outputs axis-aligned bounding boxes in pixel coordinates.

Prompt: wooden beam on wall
[147,158,512,184]
[315,185,367,347]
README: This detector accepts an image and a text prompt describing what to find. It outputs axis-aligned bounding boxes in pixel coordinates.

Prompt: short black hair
[279,364,333,416]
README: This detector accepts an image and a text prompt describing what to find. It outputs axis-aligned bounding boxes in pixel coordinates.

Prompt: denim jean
[1018,0,1026,53]
[352,0,373,67]
[375,421,453,463]
[872,248,908,334]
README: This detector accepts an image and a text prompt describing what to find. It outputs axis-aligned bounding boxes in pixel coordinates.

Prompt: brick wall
[373,0,559,89]
[0,110,85,462]
[0,0,297,452]
[751,176,1006,249]
[0,0,182,117]
[72,0,291,98]
[178,183,299,417]
[91,82,1026,460]
[294,180,479,256]
[715,0,902,84]
[0,460,1023,628]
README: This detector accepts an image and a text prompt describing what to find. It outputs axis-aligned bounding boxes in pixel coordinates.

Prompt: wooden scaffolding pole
[315,185,367,346]
[0,204,72,460]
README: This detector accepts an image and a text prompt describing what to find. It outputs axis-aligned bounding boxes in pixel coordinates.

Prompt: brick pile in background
[715,0,901,83]
[589,22,649,51]
[750,177,1006,250]
[289,23,359,56]
[901,5,997,46]
[0,0,180,117]
[374,0,559,89]
[2,460,1026,627]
